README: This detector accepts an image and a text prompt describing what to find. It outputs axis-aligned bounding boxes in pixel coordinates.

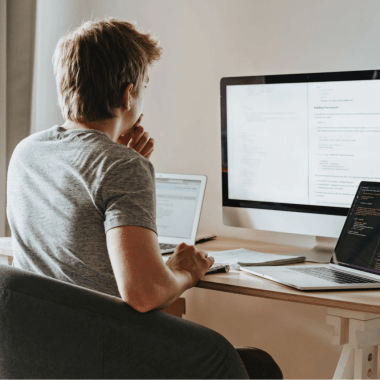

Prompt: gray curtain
[6,0,36,236]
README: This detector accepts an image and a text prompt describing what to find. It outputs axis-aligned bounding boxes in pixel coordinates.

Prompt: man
[7,18,282,379]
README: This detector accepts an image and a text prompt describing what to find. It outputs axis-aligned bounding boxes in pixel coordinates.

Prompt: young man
[6,18,282,379]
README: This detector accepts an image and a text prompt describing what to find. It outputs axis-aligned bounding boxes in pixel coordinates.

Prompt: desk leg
[327,308,380,379]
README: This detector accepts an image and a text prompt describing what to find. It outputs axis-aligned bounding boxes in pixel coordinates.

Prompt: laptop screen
[156,178,202,239]
[333,182,380,275]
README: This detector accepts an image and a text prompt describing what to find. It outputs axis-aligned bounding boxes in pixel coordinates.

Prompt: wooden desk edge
[196,277,380,315]
[0,249,13,265]
[0,249,13,256]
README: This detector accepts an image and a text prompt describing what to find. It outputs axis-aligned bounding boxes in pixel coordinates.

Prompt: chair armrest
[162,297,186,318]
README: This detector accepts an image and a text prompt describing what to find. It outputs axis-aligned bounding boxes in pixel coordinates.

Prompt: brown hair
[53,18,162,122]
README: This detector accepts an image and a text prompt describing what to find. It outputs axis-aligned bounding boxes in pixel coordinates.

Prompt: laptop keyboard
[289,267,380,284]
[159,243,177,250]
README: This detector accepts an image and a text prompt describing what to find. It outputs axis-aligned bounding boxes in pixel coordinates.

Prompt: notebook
[156,173,211,254]
[205,248,305,269]
[240,181,380,290]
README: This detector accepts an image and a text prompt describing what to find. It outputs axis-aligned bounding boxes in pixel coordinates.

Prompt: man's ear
[123,83,134,110]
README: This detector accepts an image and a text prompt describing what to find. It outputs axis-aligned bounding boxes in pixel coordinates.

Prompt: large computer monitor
[221,70,380,263]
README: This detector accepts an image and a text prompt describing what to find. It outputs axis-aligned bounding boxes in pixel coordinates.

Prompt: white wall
[32,1,380,377]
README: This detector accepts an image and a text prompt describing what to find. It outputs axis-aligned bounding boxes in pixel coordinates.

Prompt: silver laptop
[241,181,380,290]
[156,173,213,255]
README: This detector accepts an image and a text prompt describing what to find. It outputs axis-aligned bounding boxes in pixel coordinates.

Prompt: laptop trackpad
[244,268,331,289]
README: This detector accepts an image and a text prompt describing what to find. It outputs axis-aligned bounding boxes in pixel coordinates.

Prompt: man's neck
[62,117,129,143]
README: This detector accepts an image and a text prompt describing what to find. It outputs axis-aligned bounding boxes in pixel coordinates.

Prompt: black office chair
[0,264,282,379]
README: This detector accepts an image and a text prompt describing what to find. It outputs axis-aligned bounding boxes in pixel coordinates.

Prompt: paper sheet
[162,248,304,270]
[206,248,304,269]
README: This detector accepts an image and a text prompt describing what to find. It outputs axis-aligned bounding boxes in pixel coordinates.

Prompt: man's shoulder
[94,136,152,168]
[75,131,155,182]
[10,127,54,162]
[103,146,154,181]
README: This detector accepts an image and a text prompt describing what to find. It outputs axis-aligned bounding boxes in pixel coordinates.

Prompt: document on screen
[227,79,380,208]
[156,180,200,239]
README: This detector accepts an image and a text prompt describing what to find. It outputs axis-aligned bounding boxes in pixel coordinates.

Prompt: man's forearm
[153,269,193,311]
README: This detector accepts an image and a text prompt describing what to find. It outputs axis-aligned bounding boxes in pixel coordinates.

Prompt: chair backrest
[0,264,168,378]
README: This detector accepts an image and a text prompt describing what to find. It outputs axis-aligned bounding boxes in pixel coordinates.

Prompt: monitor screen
[333,182,380,276]
[156,178,202,239]
[221,70,380,217]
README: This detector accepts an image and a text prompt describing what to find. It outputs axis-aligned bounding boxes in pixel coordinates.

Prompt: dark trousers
[236,347,283,379]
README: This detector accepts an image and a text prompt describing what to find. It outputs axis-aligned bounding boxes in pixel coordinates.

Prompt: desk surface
[195,237,380,315]
[2,236,380,314]
[0,237,12,259]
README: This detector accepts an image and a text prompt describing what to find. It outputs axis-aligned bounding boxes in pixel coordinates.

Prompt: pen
[206,265,230,275]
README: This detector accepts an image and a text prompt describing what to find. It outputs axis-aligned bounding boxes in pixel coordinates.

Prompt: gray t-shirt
[6,125,157,297]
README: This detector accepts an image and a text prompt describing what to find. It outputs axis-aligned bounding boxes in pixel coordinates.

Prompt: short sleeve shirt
[6,125,157,297]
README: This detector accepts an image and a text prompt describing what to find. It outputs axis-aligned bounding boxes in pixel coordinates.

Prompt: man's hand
[117,114,155,159]
[165,243,215,287]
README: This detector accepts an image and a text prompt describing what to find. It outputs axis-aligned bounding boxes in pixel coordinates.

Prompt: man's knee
[199,330,249,379]
[236,347,283,379]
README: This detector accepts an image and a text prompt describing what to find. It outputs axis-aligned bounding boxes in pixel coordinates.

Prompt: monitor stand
[287,236,338,264]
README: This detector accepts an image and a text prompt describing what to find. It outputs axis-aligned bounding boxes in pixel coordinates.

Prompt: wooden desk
[195,237,380,379]
[195,237,380,315]
[0,237,13,265]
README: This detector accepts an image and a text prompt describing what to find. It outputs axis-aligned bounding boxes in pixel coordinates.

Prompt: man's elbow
[128,299,155,313]
[121,290,160,313]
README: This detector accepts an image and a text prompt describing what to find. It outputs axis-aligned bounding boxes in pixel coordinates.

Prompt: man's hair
[53,18,162,123]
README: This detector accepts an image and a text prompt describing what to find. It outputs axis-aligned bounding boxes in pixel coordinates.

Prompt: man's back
[7,125,157,297]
